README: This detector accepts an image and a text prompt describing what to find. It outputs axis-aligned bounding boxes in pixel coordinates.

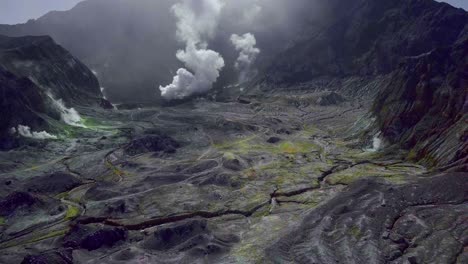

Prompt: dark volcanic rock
[124,135,180,156]
[0,35,102,105]
[183,160,219,174]
[266,172,468,263]
[316,91,345,106]
[99,98,114,109]
[63,224,127,251]
[267,137,282,144]
[21,249,73,264]
[222,158,244,171]
[373,35,468,168]
[143,219,238,256]
[237,97,251,104]
[143,219,209,251]
[25,172,82,195]
[0,66,48,150]
[263,0,468,84]
[0,191,38,217]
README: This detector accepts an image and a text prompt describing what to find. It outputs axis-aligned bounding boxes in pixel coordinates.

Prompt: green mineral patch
[223,152,236,160]
[65,205,80,220]
[215,135,319,156]
[82,117,99,127]
[105,160,128,179]
[55,192,69,199]
[28,229,68,244]
[233,214,300,263]
[255,160,323,189]
[0,217,5,225]
[348,225,363,239]
[326,164,408,185]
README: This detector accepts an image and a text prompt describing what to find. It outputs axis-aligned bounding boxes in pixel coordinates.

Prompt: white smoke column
[46,92,86,128]
[159,0,225,100]
[230,33,260,82]
[13,125,57,140]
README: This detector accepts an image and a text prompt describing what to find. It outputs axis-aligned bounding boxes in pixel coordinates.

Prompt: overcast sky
[0,0,83,24]
[0,0,466,25]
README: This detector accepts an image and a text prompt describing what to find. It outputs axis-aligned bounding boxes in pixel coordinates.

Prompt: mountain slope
[0,35,105,149]
[373,29,467,169]
[255,0,467,168]
[0,0,180,103]
[261,0,468,84]
[0,35,102,105]
[0,0,314,103]
[0,66,48,149]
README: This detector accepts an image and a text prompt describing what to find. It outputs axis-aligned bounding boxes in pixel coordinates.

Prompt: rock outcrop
[262,0,467,84]
[0,66,49,149]
[373,34,467,168]
[267,173,468,264]
[0,35,102,105]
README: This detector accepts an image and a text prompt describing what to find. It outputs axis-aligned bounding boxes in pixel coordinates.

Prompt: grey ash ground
[1,94,465,263]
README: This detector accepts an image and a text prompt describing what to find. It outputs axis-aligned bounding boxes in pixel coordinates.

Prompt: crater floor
[0,95,466,264]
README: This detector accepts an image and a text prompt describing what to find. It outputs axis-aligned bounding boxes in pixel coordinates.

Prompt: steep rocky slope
[261,0,467,84]
[0,66,48,149]
[255,0,467,168]
[0,35,105,149]
[0,35,102,105]
[373,32,467,169]
[0,0,184,102]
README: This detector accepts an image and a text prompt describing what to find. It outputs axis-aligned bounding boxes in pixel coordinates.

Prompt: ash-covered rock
[316,91,345,106]
[267,172,468,263]
[63,224,127,251]
[124,135,180,156]
[0,191,39,217]
[21,249,73,264]
[142,219,238,256]
[24,172,81,195]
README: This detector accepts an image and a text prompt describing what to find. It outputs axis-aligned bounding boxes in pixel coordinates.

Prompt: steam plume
[11,125,57,140]
[230,33,260,82]
[47,92,86,128]
[159,0,225,100]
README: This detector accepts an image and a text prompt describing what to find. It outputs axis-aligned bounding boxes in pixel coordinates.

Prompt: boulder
[0,192,38,217]
[63,224,127,251]
[124,135,180,156]
[25,172,81,195]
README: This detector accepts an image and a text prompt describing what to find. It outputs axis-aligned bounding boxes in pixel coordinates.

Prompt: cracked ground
[0,95,466,264]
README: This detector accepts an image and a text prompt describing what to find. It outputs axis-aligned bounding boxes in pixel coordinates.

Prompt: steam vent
[0,0,466,263]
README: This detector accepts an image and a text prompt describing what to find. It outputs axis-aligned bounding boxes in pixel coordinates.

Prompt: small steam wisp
[11,125,57,140]
[366,133,383,152]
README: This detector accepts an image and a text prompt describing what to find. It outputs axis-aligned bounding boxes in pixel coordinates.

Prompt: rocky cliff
[0,35,102,105]
[373,29,467,169]
[261,0,467,84]
[256,0,467,168]
[0,35,105,149]
[0,66,48,149]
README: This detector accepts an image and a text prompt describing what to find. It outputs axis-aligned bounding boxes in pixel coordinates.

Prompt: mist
[0,0,319,103]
